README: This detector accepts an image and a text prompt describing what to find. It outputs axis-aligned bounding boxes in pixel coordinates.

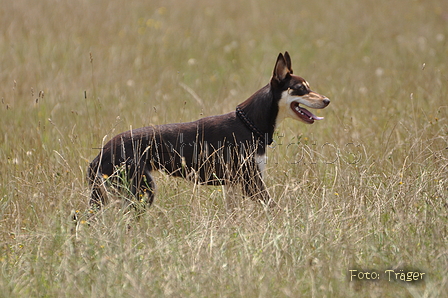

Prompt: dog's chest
[255,154,267,176]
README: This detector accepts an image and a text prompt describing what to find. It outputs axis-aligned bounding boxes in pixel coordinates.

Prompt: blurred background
[1,0,447,296]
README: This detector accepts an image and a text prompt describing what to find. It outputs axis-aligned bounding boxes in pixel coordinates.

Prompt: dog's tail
[87,155,109,209]
[87,156,97,187]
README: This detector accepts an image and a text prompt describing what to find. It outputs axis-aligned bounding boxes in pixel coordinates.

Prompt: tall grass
[1,0,447,296]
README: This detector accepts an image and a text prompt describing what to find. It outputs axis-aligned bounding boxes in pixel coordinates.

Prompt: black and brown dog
[88,52,330,211]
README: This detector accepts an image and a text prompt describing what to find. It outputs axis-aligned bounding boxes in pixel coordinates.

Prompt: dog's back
[88,111,270,207]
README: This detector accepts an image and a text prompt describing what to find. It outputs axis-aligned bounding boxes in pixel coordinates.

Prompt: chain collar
[235,106,273,145]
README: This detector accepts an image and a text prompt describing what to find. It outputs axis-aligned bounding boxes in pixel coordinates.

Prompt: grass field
[1,0,447,297]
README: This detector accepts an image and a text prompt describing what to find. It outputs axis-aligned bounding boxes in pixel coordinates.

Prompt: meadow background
[1,0,447,297]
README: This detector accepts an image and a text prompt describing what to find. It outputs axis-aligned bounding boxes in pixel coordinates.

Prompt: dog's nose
[323,98,330,106]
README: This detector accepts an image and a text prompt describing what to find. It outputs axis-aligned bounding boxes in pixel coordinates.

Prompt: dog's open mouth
[291,102,324,124]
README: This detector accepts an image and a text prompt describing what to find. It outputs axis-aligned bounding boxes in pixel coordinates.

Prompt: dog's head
[272,52,330,125]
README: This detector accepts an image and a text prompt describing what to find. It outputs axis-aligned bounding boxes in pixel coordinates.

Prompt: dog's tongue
[300,106,324,120]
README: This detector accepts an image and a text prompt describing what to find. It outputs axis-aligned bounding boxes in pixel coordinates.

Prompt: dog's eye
[290,85,307,96]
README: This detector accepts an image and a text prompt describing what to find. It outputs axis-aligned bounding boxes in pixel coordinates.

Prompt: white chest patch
[255,154,267,176]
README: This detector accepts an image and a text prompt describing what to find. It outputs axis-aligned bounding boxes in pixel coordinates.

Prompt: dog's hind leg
[140,168,156,207]
[224,182,239,213]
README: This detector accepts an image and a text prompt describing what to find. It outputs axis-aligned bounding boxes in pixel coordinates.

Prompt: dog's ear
[272,53,291,83]
[284,51,293,74]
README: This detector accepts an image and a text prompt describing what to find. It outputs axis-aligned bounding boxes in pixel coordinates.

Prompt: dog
[87,52,330,211]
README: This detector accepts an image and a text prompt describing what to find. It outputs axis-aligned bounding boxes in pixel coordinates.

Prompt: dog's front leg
[241,161,273,207]
[223,183,239,213]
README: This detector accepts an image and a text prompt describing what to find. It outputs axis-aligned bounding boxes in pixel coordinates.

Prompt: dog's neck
[236,84,279,145]
[235,106,273,144]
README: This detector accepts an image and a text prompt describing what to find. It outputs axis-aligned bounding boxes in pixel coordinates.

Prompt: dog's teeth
[296,106,306,116]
